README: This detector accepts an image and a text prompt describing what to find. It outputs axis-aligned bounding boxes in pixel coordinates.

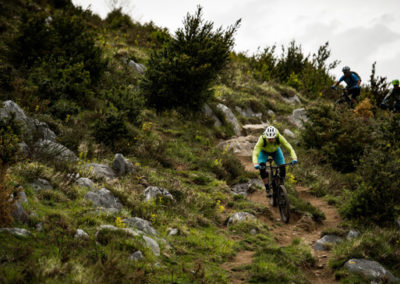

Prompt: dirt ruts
[224,155,341,284]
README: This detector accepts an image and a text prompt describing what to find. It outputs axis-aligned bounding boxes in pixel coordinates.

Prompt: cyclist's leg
[258,151,271,195]
[350,88,360,106]
[272,148,286,179]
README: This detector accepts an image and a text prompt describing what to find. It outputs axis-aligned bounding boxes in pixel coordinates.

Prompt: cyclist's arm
[252,136,264,164]
[382,90,393,104]
[333,76,345,88]
[278,134,297,160]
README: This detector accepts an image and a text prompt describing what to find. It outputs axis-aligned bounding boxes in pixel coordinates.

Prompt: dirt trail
[224,155,341,284]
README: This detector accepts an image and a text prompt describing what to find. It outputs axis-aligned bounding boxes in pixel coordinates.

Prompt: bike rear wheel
[278,185,290,223]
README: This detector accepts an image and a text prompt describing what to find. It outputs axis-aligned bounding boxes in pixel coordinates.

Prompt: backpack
[263,136,280,147]
[352,71,361,82]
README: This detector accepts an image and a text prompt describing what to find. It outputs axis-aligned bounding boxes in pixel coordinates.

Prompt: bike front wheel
[278,185,290,223]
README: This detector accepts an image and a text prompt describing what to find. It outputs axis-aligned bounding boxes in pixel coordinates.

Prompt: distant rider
[331,66,361,106]
[252,126,297,197]
[381,79,400,112]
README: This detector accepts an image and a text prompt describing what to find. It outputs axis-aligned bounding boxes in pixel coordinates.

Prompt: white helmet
[264,126,277,138]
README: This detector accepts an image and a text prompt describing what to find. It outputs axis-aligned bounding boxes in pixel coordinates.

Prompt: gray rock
[0,228,31,237]
[282,94,301,104]
[75,229,89,239]
[128,60,146,74]
[248,179,264,189]
[231,183,251,196]
[129,250,144,261]
[143,235,160,256]
[31,178,53,192]
[202,104,222,127]
[11,192,29,223]
[283,129,295,138]
[18,142,29,158]
[250,229,258,235]
[227,212,256,226]
[344,259,400,283]
[95,225,140,240]
[76,178,96,190]
[167,228,179,236]
[347,230,360,240]
[86,163,116,181]
[144,186,174,202]
[218,135,258,156]
[36,222,43,232]
[235,106,262,120]
[289,108,308,128]
[33,139,77,162]
[267,110,275,116]
[217,103,241,136]
[0,101,56,142]
[242,122,269,135]
[123,217,158,236]
[85,188,123,210]
[314,235,343,251]
[112,154,134,176]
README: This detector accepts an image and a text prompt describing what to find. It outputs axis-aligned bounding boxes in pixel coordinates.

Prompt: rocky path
[224,155,341,284]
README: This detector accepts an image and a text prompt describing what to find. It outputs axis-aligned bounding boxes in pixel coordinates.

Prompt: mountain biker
[331,66,361,106]
[253,126,297,197]
[381,79,400,112]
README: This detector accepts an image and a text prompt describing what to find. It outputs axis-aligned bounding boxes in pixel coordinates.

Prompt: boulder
[242,122,269,135]
[33,139,77,162]
[227,212,256,226]
[235,106,262,120]
[218,135,258,156]
[231,181,259,196]
[203,104,222,127]
[0,100,56,142]
[314,235,343,251]
[289,108,308,128]
[112,154,134,176]
[217,103,241,136]
[75,229,89,239]
[347,230,360,240]
[75,178,96,190]
[86,163,116,181]
[0,228,31,237]
[167,228,179,236]
[11,191,28,223]
[123,217,158,236]
[282,94,301,104]
[129,250,144,261]
[344,259,400,283]
[95,225,140,240]
[248,179,264,188]
[85,188,123,210]
[144,186,174,202]
[283,129,295,138]
[31,178,53,192]
[143,235,160,256]
[267,110,275,116]
[128,60,146,74]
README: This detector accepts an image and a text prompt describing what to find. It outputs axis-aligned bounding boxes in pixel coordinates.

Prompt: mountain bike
[260,158,293,223]
[334,88,353,109]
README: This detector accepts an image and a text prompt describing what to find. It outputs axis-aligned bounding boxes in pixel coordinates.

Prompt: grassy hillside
[0,1,399,283]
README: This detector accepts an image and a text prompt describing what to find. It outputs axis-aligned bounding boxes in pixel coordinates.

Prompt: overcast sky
[72,0,400,83]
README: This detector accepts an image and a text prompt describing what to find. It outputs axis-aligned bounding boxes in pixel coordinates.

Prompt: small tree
[141,6,241,112]
[366,61,390,106]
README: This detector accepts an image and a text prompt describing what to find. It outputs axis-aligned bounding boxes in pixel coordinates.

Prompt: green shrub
[341,148,400,224]
[105,8,133,30]
[102,86,144,124]
[302,105,373,172]
[141,6,240,112]
[93,111,132,151]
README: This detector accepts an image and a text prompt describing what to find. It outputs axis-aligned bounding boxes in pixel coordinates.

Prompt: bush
[341,147,400,224]
[302,105,373,172]
[102,86,144,124]
[141,6,240,112]
[93,110,133,152]
[105,8,133,30]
